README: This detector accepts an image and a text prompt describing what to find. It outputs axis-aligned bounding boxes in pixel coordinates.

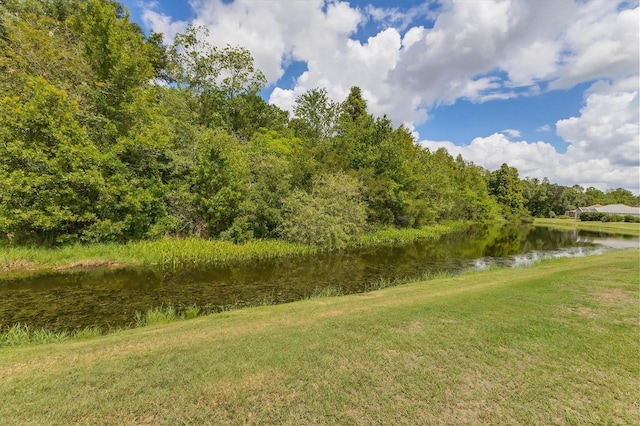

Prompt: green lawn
[1,250,638,425]
[534,218,640,237]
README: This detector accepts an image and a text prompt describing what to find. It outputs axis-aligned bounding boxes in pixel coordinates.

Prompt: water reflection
[1,225,636,331]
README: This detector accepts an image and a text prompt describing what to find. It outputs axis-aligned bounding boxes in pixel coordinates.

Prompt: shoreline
[533,217,640,237]
[0,222,471,276]
[1,249,637,424]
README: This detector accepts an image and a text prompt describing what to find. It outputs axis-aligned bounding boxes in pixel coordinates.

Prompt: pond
[1,225,637,332]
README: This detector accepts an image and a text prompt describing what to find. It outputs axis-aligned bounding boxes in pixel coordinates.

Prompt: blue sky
[121,0,639,192]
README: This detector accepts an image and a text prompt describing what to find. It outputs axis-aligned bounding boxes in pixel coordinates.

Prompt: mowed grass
[0,250,638,425]
[535,218,640,237]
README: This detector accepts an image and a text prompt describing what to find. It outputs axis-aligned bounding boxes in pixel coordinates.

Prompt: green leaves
[0,77,105,244]
[0,2,531,248]
[488,163,526,219]
[278,173,367,249]
[292,88,341,141]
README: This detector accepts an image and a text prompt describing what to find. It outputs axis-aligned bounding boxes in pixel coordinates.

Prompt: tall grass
[134,305,180,327]
[1,223,470,274]
[308,286,344,299]
[127,238,316,268]
[0,238,316,274]
[0,323,101,348]
[364,270,458,292]
[350,222,469,247]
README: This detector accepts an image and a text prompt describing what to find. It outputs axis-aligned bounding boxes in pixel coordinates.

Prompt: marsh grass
[0,223,470,275]
[134,305,180,327]
[0,323,101,347]
[1,305,197,347]
[349,222,469,247]
[308,286,344,299]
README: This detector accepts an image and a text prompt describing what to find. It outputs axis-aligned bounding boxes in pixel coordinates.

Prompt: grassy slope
[1,250,638,425]
[534,218,640,237]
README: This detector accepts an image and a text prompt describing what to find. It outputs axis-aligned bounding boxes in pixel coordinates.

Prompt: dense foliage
[0,0,637,246]
[579,212,639,223]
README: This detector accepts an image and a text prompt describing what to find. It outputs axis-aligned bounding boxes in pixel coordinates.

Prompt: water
[1,225,637,332]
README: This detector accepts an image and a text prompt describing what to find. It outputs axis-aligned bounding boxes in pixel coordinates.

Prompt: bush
[278,173,367,249]
[579,212,607,221]
[623,215,640,223]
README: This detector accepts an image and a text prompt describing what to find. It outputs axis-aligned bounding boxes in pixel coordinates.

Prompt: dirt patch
[1,259,38,272]
[53,260,125,271]
[592,288,637,306]
[559,305,598,319]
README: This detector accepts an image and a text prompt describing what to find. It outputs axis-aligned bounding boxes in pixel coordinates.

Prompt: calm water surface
[1,225,637,331]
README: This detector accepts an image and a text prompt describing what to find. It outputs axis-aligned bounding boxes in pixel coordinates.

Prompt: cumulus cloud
[550,2,639,89]
[140,0,637,119]
[557,78,639,168]
[141,5,188,43]
[422,133,638,192]
[422,78,640,192]
[138,0,639,191]
[502,129,521,138]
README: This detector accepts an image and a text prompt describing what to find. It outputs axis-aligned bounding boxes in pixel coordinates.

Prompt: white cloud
[422,132,638,192]
[141,7,188,42]
[138,0,639,191]
[502,129,521,138]
[421,79,640,192]
[551,3,639,89]
[536,124,551,132]
[556,80,639,168]
[365,2,437,32]
[140,0,638,123]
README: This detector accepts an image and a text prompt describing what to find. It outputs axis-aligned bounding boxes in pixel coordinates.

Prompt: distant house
[565,204,640,219]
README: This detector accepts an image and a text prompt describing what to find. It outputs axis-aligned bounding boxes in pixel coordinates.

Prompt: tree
[278,173,367,249]
[168,25,267,137]
[190,130,250,237]
[0,5,93,99]
[222,130,298,242]
[291,88,340,141]
[0,77,105,244]
[522,177,547,217]
[70,0,157,130]
[488,163,526,219]
[453,156,499,221]
[341,86,368,123]
[603,188,639,206]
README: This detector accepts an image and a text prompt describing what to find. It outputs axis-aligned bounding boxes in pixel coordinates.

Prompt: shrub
[579,212,606,221]
[184,305,200,320]
[278,173,367,249]
[135,305,179,327]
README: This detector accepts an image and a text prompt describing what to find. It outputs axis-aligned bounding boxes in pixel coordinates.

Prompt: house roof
[594,204,640,215]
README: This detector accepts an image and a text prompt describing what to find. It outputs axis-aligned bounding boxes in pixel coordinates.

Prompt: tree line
[0,0,637,247]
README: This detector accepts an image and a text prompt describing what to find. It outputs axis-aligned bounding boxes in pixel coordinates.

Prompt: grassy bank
[1,250,637,424]
[534,218,640,237]
[0,222,468,275]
